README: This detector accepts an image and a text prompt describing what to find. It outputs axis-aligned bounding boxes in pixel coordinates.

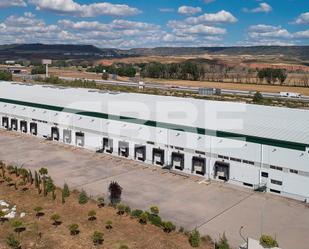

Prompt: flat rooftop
[1,81,309,147]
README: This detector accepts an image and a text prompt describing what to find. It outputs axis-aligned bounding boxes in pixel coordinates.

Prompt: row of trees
[87,64,136,77]
[257,68,288,84]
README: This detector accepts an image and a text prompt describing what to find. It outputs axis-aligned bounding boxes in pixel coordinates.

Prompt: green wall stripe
[0,97,307,151]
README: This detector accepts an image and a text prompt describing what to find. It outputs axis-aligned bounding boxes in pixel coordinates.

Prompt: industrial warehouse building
[1,81,309,201]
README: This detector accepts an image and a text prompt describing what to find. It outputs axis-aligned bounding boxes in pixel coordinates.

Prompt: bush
[97,197,105,207]
[31,65,46,75]
[117,203,126,215]
[130,209,143,218]
[119,245,129,249]
[6,234,21,249]
[253,91,264,103]
[11,220,25,235]
[63,183,70,197]
[68,224,79,235]
[148,214,162,227]
[50,213,61,226]
[162,221,175,233]
[79,190,89,204]
[189,230,201,248]
[139,212,148,224]
[92,231,104,245]
[105,220,113,230]
[88,210,97,221]
[215,233,230,249]
[39,167,48,177]
[150,206,159,216]
[260,234,279,248]
[34,206,44,218]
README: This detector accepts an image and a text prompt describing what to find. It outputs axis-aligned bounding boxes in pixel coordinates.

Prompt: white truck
[279,92,302,98]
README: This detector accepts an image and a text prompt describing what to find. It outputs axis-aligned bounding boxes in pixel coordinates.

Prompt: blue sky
[0,0,308,48]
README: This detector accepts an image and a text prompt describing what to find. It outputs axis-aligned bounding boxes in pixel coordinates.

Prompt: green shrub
[97,197,105,207]
[116,203,126,215]
[34,207,44,218]
[119,245,129,249]
[139,212,148,224]
[260,234,279,248]
[162,221,176,233]
[189,230,201,248]
[63,183,70,197]
[11,220,25,235]
[92,231,104,245]
[79,190,89,204]
[124,205,131,215]
[50,213,61,226]
[6,234,20,249]
[148,214,162,227]
[39,167,48,176]
[215,233,230,249]
[68,224,79,235]
[0,70,13,81]
[105,220,113,230]
[150,206,159,216]
[88,210,97,221]
[130,209,143,218]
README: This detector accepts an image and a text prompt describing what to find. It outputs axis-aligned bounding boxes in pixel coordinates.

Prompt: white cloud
[29,0,141,17]
[295,12,309,24]
[0,0,26,8]
[248,25,291,38]
[185,10,237,24]
[294,30,309,39]
[243,3,272,13]
[178,6,202,16]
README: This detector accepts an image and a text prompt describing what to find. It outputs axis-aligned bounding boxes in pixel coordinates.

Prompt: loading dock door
[103,138,113,153]
[11,118,18,131]
[192,157,206,175]
[135,145,146,161]
[51,127,59,141]
[20,120,27,133]
[2,117,9,129]
[30,122,37,135]
[63,129,72,143]
[75,132,85,147]
[152,148,164,166]
[214,161,230,181]
[171,152,185,171]
[118,141,129,157]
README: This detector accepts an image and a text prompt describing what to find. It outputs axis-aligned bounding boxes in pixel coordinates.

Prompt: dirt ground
[0,173,212,249]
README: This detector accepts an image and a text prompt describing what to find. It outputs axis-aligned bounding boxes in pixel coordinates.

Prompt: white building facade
[1,81,309,201]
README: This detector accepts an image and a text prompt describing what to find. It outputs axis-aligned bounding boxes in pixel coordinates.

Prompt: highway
[58,76,309,102]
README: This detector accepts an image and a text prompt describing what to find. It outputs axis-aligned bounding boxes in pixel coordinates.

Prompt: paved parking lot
[1,130,309,249]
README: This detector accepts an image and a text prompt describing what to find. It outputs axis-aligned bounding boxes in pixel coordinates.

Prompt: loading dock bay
[0,129,309,249]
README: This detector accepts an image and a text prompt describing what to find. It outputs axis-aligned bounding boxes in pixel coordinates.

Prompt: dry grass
[0,173,212,249]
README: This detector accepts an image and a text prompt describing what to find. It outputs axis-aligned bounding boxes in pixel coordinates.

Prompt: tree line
[87,64,136,78]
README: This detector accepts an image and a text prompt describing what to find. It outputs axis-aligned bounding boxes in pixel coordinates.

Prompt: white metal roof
[1,81,309,146]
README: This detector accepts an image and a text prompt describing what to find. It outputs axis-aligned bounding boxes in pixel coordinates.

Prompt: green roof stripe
[0,97,307,151]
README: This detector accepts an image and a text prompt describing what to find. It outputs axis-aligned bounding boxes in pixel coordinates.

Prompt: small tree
[34,171,39,188]
[11,220,25,236]
[215,233,230,249]
[34,207,44,218]
[63,183,70,197]
[92,231,104,245]
[150,206,159,216]
[260,234,279,248]
[39,167,48,178]
[108,181,122,205]
[68,224,79,235]
[162,221,175,233]
[88,210,97,221]
[97,197,105,208]
[79,190,89,204]
[102,72,109,80]
[105,220,113,230]
[6,234,21,249]
[50,213,61,227]
[189,229,201,248]
[139,212,148,224]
